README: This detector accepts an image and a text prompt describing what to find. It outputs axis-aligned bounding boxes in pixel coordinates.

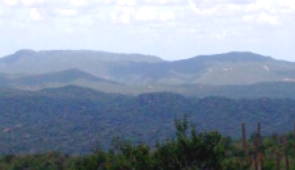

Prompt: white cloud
[135,6,175,22]
[256,13,280,25]
[143,0,183,5]
[29,8,43,21]
[2,0,18,6]
[158,10,175,21]
[110,6,134,24]
[1,0,43,6]
[55,8,77,17]
[68,0,89,7]
[188,1,219,16]
[21,0,43,7]
[243,13,280,25]
[117,0,137,6]
[110,5,177,24]
[135,6,157,21]
[1,0,293,26]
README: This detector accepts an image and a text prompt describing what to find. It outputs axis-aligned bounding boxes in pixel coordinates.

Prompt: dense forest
[1,86,295,154]
[0,119,294,170]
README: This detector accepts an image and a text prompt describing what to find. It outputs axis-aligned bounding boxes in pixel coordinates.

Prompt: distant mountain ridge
[0,69,129,93]
[0,50,163,79]
[1,50,295,95]
[111,51,295,85]
[189,51,272,62]
[15,69,111,85]
[1,49,163,63]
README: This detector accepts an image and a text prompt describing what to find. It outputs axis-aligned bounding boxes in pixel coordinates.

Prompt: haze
[0,0,294,61]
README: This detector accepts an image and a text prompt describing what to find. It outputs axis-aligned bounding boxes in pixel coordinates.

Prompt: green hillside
[0,86,294,154]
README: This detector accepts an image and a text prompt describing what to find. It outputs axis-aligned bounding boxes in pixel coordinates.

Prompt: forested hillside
[0,86,294,154]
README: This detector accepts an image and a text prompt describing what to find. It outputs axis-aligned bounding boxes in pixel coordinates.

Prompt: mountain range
[0,50,295,98]
[1,50,295,154]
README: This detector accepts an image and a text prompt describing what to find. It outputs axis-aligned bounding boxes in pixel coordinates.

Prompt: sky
[0,0,294,61]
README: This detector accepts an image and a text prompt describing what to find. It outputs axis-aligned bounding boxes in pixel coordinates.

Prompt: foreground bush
[0,119,294,170]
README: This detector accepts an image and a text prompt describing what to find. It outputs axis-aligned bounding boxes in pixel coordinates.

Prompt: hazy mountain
[14,69,111,85]
[0,86,294,154]
[4,69,295,98]
[0,50,163,79]
[0,69,144,94]
[1,50,295,95]
[111,51,295,85]
[171,81,295,98]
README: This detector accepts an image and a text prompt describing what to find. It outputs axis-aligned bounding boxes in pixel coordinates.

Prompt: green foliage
[1,86,295,154]
[0,120,295,170]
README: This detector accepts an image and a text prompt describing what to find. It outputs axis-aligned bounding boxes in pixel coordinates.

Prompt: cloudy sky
[0,0,294,61]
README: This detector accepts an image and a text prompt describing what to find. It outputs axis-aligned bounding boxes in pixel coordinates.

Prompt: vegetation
[0,119,295,170]
[1,86,295,154]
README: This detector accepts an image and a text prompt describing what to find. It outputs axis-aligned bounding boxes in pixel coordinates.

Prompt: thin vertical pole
[256,123,263,170]
[241,123,248,153]
[283,137,290,170]
[275,152,281,170]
